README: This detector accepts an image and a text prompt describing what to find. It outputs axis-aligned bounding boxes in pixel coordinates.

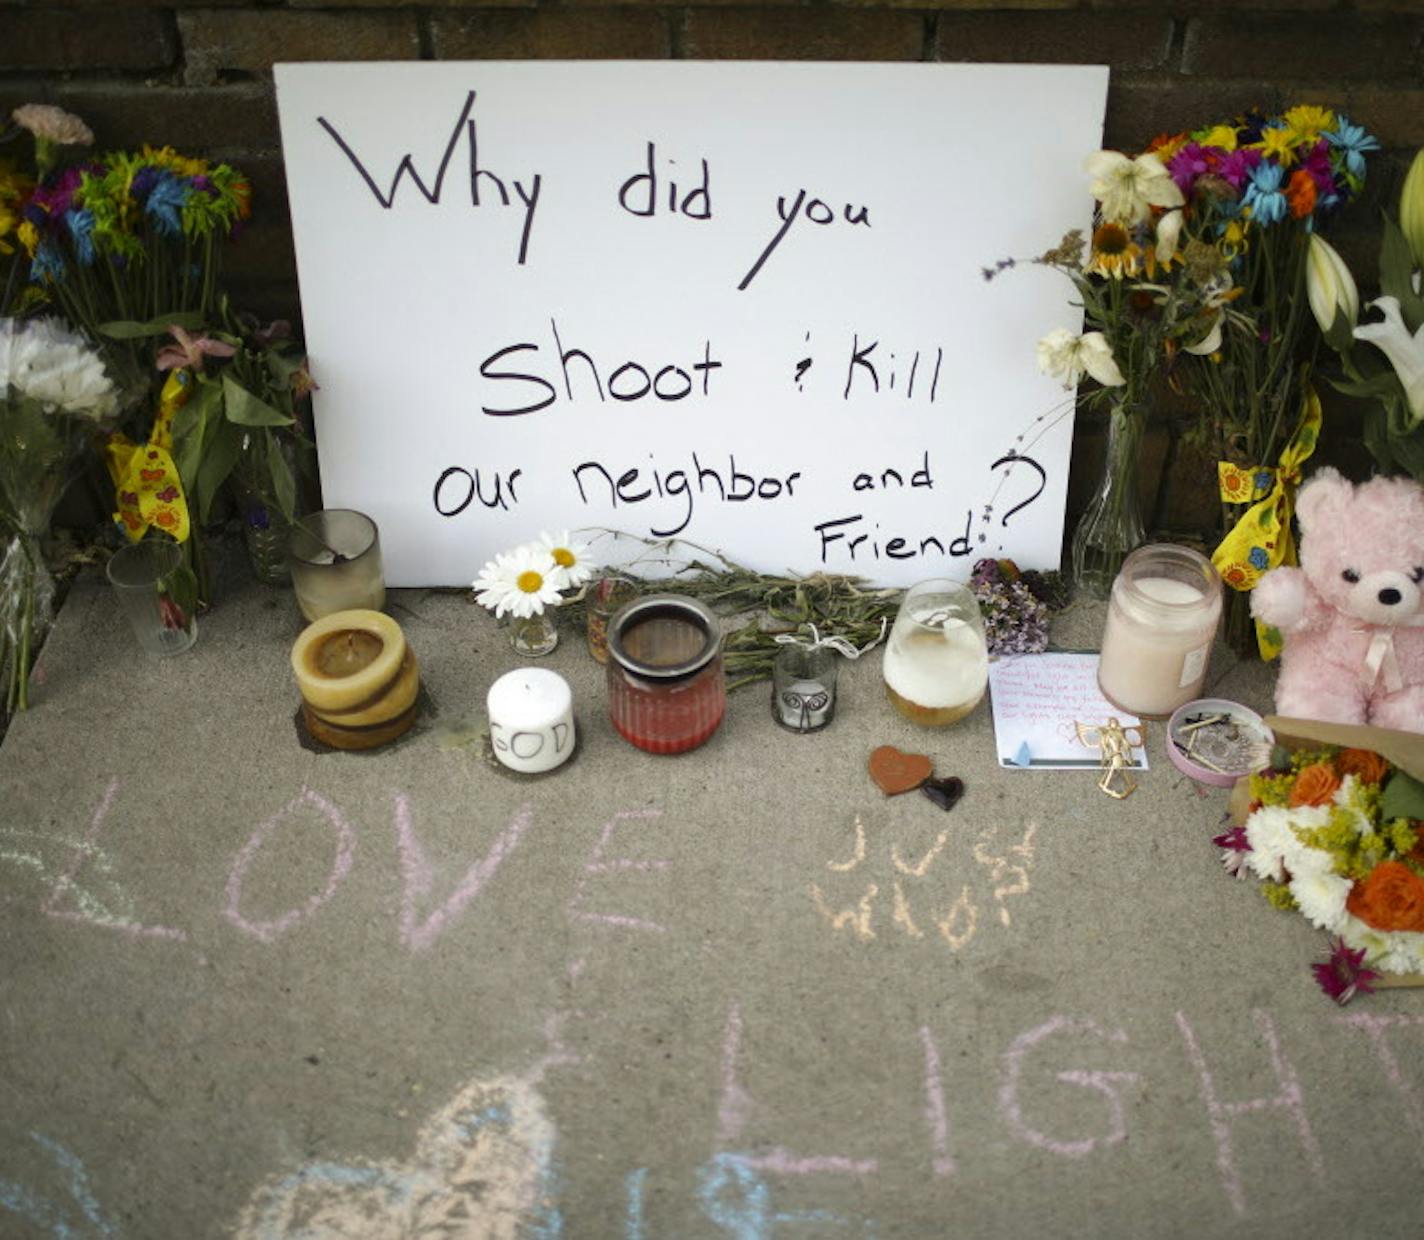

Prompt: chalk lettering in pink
[715,1001,878,1175]
[1338,1013,1424,1153]
[224,788,355,943]
[998,1016,1138,1158]
[918,1026,955,1175]
[566,809,668,933]
[42,777,188,942]
[1175,1008,1324,1215]
[395,795,534,952]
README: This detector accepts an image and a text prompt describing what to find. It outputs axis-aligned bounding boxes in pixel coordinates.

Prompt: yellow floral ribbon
[105,368,193,543]
[1210,383,1322,660]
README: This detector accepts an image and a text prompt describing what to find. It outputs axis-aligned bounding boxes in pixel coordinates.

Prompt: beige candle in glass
[1097,544,1222,718]
[883,579,989,726]
[289,509,386,622]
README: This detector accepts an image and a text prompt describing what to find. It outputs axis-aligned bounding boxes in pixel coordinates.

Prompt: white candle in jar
[487,668,575,774]
[1098,548,1223,718]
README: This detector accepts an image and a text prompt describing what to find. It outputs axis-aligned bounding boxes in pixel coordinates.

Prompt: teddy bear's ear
[1294,466,1352,532]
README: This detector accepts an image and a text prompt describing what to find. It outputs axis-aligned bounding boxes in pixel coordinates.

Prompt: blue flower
[29,243,66,283]
[1249,546,1270,570]
[64,208,96,264]
[1244,163,1288,225]
[1325,117,1379,181]
[144,172,187,237]
[1253,469,1274,494]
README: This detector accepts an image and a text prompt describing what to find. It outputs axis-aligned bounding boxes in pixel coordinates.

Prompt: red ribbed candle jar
[605,595,725,755]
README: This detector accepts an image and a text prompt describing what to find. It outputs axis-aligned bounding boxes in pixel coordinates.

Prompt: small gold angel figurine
[1074,716,1145,799]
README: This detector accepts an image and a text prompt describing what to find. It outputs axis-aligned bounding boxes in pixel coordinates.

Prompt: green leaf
[98,311,207,340]
[1382,770,1424,824]
[1378,215,1424,329]
[222,375,292,427]
[267,438,297,522]
[195,419,244,524]
[170,380,222,492]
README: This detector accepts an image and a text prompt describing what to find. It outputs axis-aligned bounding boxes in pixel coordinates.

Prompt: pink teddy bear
[1251,467,1424,732]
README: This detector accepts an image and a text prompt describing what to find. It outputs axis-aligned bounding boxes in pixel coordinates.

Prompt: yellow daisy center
[517,570,545,593]
[552,547,575,568]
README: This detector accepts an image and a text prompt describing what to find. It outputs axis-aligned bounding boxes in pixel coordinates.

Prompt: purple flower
[130,166,160,202]
[1168,143,1213,195]
[1213,824,1253,879]
[1215,149,1260,191]
[1311,938,1378,1006]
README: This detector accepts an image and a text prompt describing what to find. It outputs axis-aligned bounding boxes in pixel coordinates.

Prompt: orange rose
[1347,862,1424,933]
[1336,748,1390,786]
[1288,761,1341,808]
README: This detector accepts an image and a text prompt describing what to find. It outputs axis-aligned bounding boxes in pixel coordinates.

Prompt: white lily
[1084,150,1185,226]
[1154,208,1184,267]
[1184,316,1223,356]
[1401,147,1424,271]
[1036,328,1125,389]
[1305,233,1359,335]
[1354,296,1424,426]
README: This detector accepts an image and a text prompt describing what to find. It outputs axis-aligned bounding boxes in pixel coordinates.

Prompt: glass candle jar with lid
[1097,544,1222,718]
[605,595,726,754]
[882,578,989,726]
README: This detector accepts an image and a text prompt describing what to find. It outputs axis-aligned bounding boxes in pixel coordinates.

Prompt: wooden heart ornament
[868,745,933,796]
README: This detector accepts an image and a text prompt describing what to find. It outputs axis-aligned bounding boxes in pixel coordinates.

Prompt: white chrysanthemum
[1036,328,1125,389]
[1288,865,1351,931]
[0,317,117,421]
[11,103,92,147]
[472,545,563,619]
[1084,150,1185,226]
[536,529,595,590]
[1339,918,1391,968]
[1244,803,1328,882]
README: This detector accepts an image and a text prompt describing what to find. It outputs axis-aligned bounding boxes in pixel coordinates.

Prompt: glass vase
[1071,402,1146,600]
[240,493,293,586]
[510,611,559,657]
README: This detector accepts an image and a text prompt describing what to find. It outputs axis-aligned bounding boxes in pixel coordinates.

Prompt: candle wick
[297,517,350,564]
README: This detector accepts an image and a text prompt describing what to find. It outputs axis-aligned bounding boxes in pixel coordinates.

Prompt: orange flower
[1288,761,1341,808]
[1336,748,1390,786]
[1346,861,1424,933]
[1286,168,1316,219]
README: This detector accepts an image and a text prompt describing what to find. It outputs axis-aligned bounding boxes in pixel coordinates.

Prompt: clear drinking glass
[289,509,385,622]
[586,576,638,664]
[106,540,198,656]
[882,578,988,725]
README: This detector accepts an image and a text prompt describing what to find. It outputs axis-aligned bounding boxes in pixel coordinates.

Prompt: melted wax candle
[1097,546,1222,718]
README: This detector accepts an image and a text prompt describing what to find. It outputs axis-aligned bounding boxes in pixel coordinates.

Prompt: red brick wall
[5,0,1422,529]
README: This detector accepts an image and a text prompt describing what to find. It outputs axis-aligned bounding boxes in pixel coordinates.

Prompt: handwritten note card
[274,61,1109,586]
[988,653,1147,770]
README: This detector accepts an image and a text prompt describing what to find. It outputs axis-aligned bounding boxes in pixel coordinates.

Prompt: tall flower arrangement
[991,150,1206,596]
[1151,106,1376,654]
[1308,147,1424,484]
[0,317,117,710]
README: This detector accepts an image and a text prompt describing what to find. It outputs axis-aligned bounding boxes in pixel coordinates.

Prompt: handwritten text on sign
[275,62,1109,585]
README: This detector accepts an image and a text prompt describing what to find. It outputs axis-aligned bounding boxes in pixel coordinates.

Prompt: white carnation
[0,317,117,422]
[1288,865,1351,931]
[1244,804,1327,882]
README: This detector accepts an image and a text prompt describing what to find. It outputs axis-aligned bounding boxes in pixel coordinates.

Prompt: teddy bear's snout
[1348,570,1422,625]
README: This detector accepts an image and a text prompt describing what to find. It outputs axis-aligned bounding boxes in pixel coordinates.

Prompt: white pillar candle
[1098,546,1222,718]
[487,668,576,774]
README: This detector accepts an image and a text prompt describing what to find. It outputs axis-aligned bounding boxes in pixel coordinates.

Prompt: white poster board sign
[275,61,1107,586]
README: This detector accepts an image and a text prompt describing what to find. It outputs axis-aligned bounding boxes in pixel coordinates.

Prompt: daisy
[1084,222,1142,279]
[537,530,595,590]
[472,545,564,619]
[1084,150,1185,226]
[1036,329,1125,389]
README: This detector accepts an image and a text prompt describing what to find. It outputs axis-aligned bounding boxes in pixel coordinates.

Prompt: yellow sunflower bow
[1210,383,1322,660]
[104,368,193,544]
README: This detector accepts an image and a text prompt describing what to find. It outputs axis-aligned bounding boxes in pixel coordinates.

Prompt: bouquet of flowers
[1307,147,1424,484]
[472,531,597,655]
[0,316,117,711]
[1218,740,1424,1004]
[1152,105,1377,654]
[15,140,250,416]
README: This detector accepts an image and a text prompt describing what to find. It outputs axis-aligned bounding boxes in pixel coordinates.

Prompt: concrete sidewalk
[0,557,1418,1239]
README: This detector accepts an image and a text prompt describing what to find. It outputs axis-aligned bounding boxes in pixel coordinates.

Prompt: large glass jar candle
[1097,544,1222,718]
[883,579,989,726]
[606,595,725,754]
